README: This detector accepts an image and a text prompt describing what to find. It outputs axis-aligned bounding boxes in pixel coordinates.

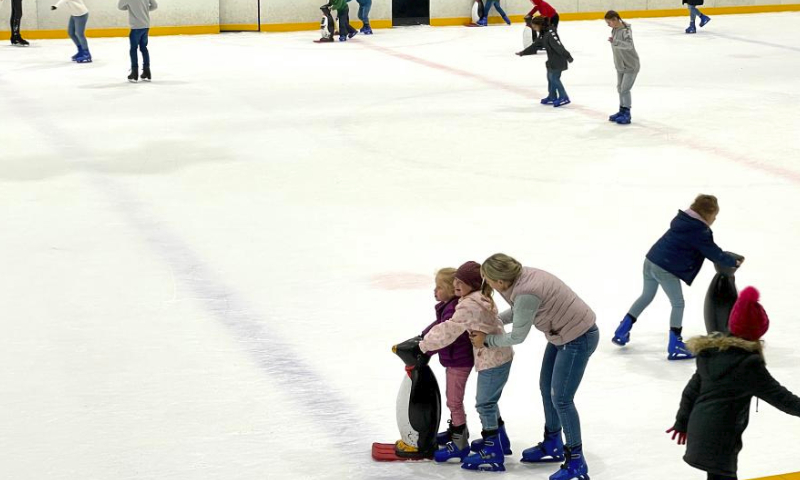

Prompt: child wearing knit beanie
[419,261,514,470]
[668,287,800,480]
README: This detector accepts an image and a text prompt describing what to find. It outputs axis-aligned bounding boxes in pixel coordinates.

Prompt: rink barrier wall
[430,3,800,25]
[0,25,219,40]
[2,3,799,39]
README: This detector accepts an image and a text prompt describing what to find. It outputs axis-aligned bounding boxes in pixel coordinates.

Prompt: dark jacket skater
[647,210,738,286]
[672,288,800,478]
[533,25,573,71]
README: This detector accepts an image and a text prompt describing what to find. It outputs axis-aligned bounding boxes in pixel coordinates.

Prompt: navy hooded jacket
[646,210,737,285]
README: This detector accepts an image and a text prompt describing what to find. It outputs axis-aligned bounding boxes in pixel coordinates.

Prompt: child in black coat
[668,287,800,480]
[531,16,573,107]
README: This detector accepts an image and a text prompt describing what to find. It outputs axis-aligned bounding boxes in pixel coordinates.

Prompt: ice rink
[2,11,800,480]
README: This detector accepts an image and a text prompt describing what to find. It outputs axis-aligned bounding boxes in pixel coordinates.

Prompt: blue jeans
[476,361,512,432]
[687,5,702,22]
[357,0,372,26]
[628,259,685,329]
[129,28,150,69]
[547,69,567,100]
[540,325,599,448]
[483,0,508,19]
[68,13,89,50]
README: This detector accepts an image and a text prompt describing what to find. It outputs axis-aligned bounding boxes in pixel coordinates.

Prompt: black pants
[708,474,737,480]
[10,0,23,36]
[551,13,559,29]
[338,6,356,37]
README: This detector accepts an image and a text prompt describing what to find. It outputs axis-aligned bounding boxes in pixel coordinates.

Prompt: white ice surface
[1,13,800,480]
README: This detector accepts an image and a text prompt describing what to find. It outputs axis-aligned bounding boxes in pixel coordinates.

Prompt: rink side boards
[1,3,798,39]
[430,3,800,25]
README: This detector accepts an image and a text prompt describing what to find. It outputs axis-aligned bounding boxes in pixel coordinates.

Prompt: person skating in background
[532,16,573,107]
[330,0,357,41]
[3,0,29,46]
[356,0,372,35]
[118,0,158,82]
[613,194,744,360]
[419,261,514,471]
[51,0,91,63]
[517,0,559,55]
[683,0,710,34]
[477,253,599,480]
[420,268,475,463]
[605,10,640,125]
[668,287,800,480]
[477,0,511,27]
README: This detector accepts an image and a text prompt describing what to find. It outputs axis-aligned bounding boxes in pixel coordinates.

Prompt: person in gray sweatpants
[605,10,640,125]
[118,0,158,82]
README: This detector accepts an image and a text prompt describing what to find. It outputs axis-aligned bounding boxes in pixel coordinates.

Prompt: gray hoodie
[611,21,640,73]
[118,0,158,29]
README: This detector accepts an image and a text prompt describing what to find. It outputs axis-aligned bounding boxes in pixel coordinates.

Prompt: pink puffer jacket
[420,291,513,372]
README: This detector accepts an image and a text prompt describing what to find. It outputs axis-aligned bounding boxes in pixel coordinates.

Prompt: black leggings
[708,474,737,480]
[10,0,23,35]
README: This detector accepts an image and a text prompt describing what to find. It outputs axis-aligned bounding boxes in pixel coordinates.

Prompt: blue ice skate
[364,25,373,35]
[615,108,631,125]
[521,429,565,463]
[76,49,92,63]
[541,97,556,105]
[609,107,623,122]
[462,435,505,472]
[435,426,471,463]
[471,424,512,455]
[685,22,697,34]
[549,445,589,480]
[553,97,571,108]
[612,314,635,346]
[668,331,694,361]
[477,17,488,26]
[72,48,83,62]
[699,15,711,27]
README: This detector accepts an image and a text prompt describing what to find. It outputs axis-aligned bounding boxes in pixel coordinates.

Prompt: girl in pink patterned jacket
[420,261,513,471]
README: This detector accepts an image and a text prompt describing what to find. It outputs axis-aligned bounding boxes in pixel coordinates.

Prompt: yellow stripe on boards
[0,25,218,41]
[431,3,800,27]
[259,18,392,33]
[748,472,800,480]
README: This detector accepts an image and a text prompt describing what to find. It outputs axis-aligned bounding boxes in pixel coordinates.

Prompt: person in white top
[51,0,91,63]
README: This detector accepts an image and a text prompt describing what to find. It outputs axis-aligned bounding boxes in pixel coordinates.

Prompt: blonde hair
[435,268,457,298]
[481,253,523,284]
[690,194,720,221]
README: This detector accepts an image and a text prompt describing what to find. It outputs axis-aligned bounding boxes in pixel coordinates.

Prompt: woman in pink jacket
[420,261,513,471]
[475,253,598,480]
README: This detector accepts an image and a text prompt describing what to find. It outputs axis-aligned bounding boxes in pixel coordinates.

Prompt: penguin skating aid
[371,337,441,462]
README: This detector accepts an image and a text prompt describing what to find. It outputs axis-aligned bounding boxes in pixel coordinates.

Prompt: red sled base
[313,39,335,43]
[371,442,432,462]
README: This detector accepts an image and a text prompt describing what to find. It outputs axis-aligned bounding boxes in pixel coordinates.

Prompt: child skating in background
[477,0,511,27]
[356,0,372,35]
[118,0,158,82]
[330,0,357,41]
[517,0,558,56]
[683,0,710,34]
[613,194,744,360]
[532,16,573,108]
[51,0,90,63]
[419,261,514,470]
[420,268,475,462]
[668,287,800,480]
[605,10,640,125]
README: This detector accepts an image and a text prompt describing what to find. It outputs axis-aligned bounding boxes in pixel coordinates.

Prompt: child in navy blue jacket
[613,195,744,360]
